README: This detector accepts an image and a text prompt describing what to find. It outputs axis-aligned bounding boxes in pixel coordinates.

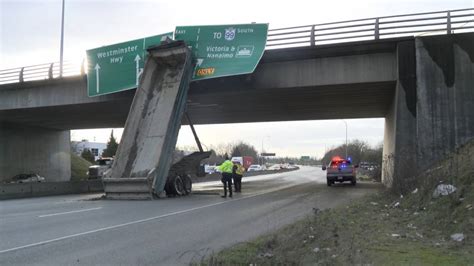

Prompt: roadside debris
[312,247,320,253]
[391,233,401,238]
[258,252,274,258]
[412,188,418,194]
[370,202,378,206]
[432,184,457,198]
[393,202,400,208]
[312,208,321,215]
[450,233,465,242]
[407,223,417,229]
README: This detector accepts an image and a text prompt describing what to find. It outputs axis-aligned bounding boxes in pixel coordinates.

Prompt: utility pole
[261,136,269,165]
[59,0,65,77]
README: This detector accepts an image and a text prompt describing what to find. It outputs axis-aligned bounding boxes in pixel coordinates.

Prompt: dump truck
[102,40,209,199]
[87,157,113,179]
[164,150,211,196]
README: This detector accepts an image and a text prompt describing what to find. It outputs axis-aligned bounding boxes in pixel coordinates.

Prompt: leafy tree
[266,156,321,165]
[102,130,119,157]
[321,139,381,165]
[361,142,383,166]
[231,141,258,161]
[81,148,96,164]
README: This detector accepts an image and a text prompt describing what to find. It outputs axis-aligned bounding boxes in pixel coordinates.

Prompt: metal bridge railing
[0,60,84,85]
[0,8,472,85]
[267,8,473,48]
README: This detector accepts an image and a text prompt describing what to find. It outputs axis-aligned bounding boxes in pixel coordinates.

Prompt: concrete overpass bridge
[1,8,473,192]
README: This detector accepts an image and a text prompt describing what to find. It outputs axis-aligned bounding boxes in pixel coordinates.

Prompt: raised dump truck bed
[102,41,196,200]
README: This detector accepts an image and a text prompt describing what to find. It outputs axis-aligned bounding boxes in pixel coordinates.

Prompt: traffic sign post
[174,24,268,80]
[86,33,173,97]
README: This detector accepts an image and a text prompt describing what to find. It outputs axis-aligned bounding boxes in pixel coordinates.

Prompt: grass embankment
[71,153,92,181]
[202,141,474,265]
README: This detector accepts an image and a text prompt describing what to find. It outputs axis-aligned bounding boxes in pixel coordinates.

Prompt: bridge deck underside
[0,81,394,129]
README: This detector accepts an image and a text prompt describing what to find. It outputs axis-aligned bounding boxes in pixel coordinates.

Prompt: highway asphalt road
[0,166,382,265]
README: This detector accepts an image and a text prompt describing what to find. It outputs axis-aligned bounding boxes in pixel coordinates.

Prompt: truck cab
[322,156,357,186]
[88,157,114,179]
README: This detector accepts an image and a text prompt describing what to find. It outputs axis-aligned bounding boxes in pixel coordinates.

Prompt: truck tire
[183,174,192,195]
[166,175,185,196]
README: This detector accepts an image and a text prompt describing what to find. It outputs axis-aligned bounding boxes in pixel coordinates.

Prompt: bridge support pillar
[384,33,474,193]
[0,123,71,182]
[415,34,474,172]
[382,40,417,192]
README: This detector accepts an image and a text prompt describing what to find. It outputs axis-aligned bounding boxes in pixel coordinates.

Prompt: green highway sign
[86,33,173,97]
[174,23,268,80]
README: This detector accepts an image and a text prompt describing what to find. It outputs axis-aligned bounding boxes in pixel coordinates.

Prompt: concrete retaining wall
[0,180,103,200]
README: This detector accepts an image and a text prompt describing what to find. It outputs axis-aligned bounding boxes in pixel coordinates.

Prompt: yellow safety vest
[218,160,234,173]
[236,164,245,175]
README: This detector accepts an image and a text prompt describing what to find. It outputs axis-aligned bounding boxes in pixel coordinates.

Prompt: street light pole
[59,0,65,78]
[343,120,348,158]
[261,136,269,165]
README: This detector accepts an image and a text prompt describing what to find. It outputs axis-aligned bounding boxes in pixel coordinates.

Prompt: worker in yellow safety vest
[218,156,234,198]
[232,162,245,193]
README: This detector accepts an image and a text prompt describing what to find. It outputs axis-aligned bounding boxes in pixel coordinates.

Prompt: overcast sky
[1,0,471,158]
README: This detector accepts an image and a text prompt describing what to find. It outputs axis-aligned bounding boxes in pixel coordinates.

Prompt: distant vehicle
[231,156,254,170]
[8,173,45,183]
[322,156,358,186]
[268,164,282,170]
[247,164,263,172]
[88,157,114,179]
[204,164,217,174]
[359,161,377,170]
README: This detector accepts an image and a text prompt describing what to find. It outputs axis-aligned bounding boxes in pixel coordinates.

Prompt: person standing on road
[218,156,233,198]
[232,161,245,193]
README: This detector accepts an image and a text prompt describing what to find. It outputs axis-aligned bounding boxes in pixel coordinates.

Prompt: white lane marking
[38,207,103,218]
[0,183,297,254]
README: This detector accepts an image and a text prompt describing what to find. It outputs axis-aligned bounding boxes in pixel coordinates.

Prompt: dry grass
[197,140,474,265]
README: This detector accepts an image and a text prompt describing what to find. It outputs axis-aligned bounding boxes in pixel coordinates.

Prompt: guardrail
[0,8,472,85]
[0,60,84,85]
[267,8,473,48]
[0,180,103,200]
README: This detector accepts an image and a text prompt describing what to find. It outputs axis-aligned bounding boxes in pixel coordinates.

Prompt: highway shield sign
[86,33,173,97]
[174,24,268,80]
